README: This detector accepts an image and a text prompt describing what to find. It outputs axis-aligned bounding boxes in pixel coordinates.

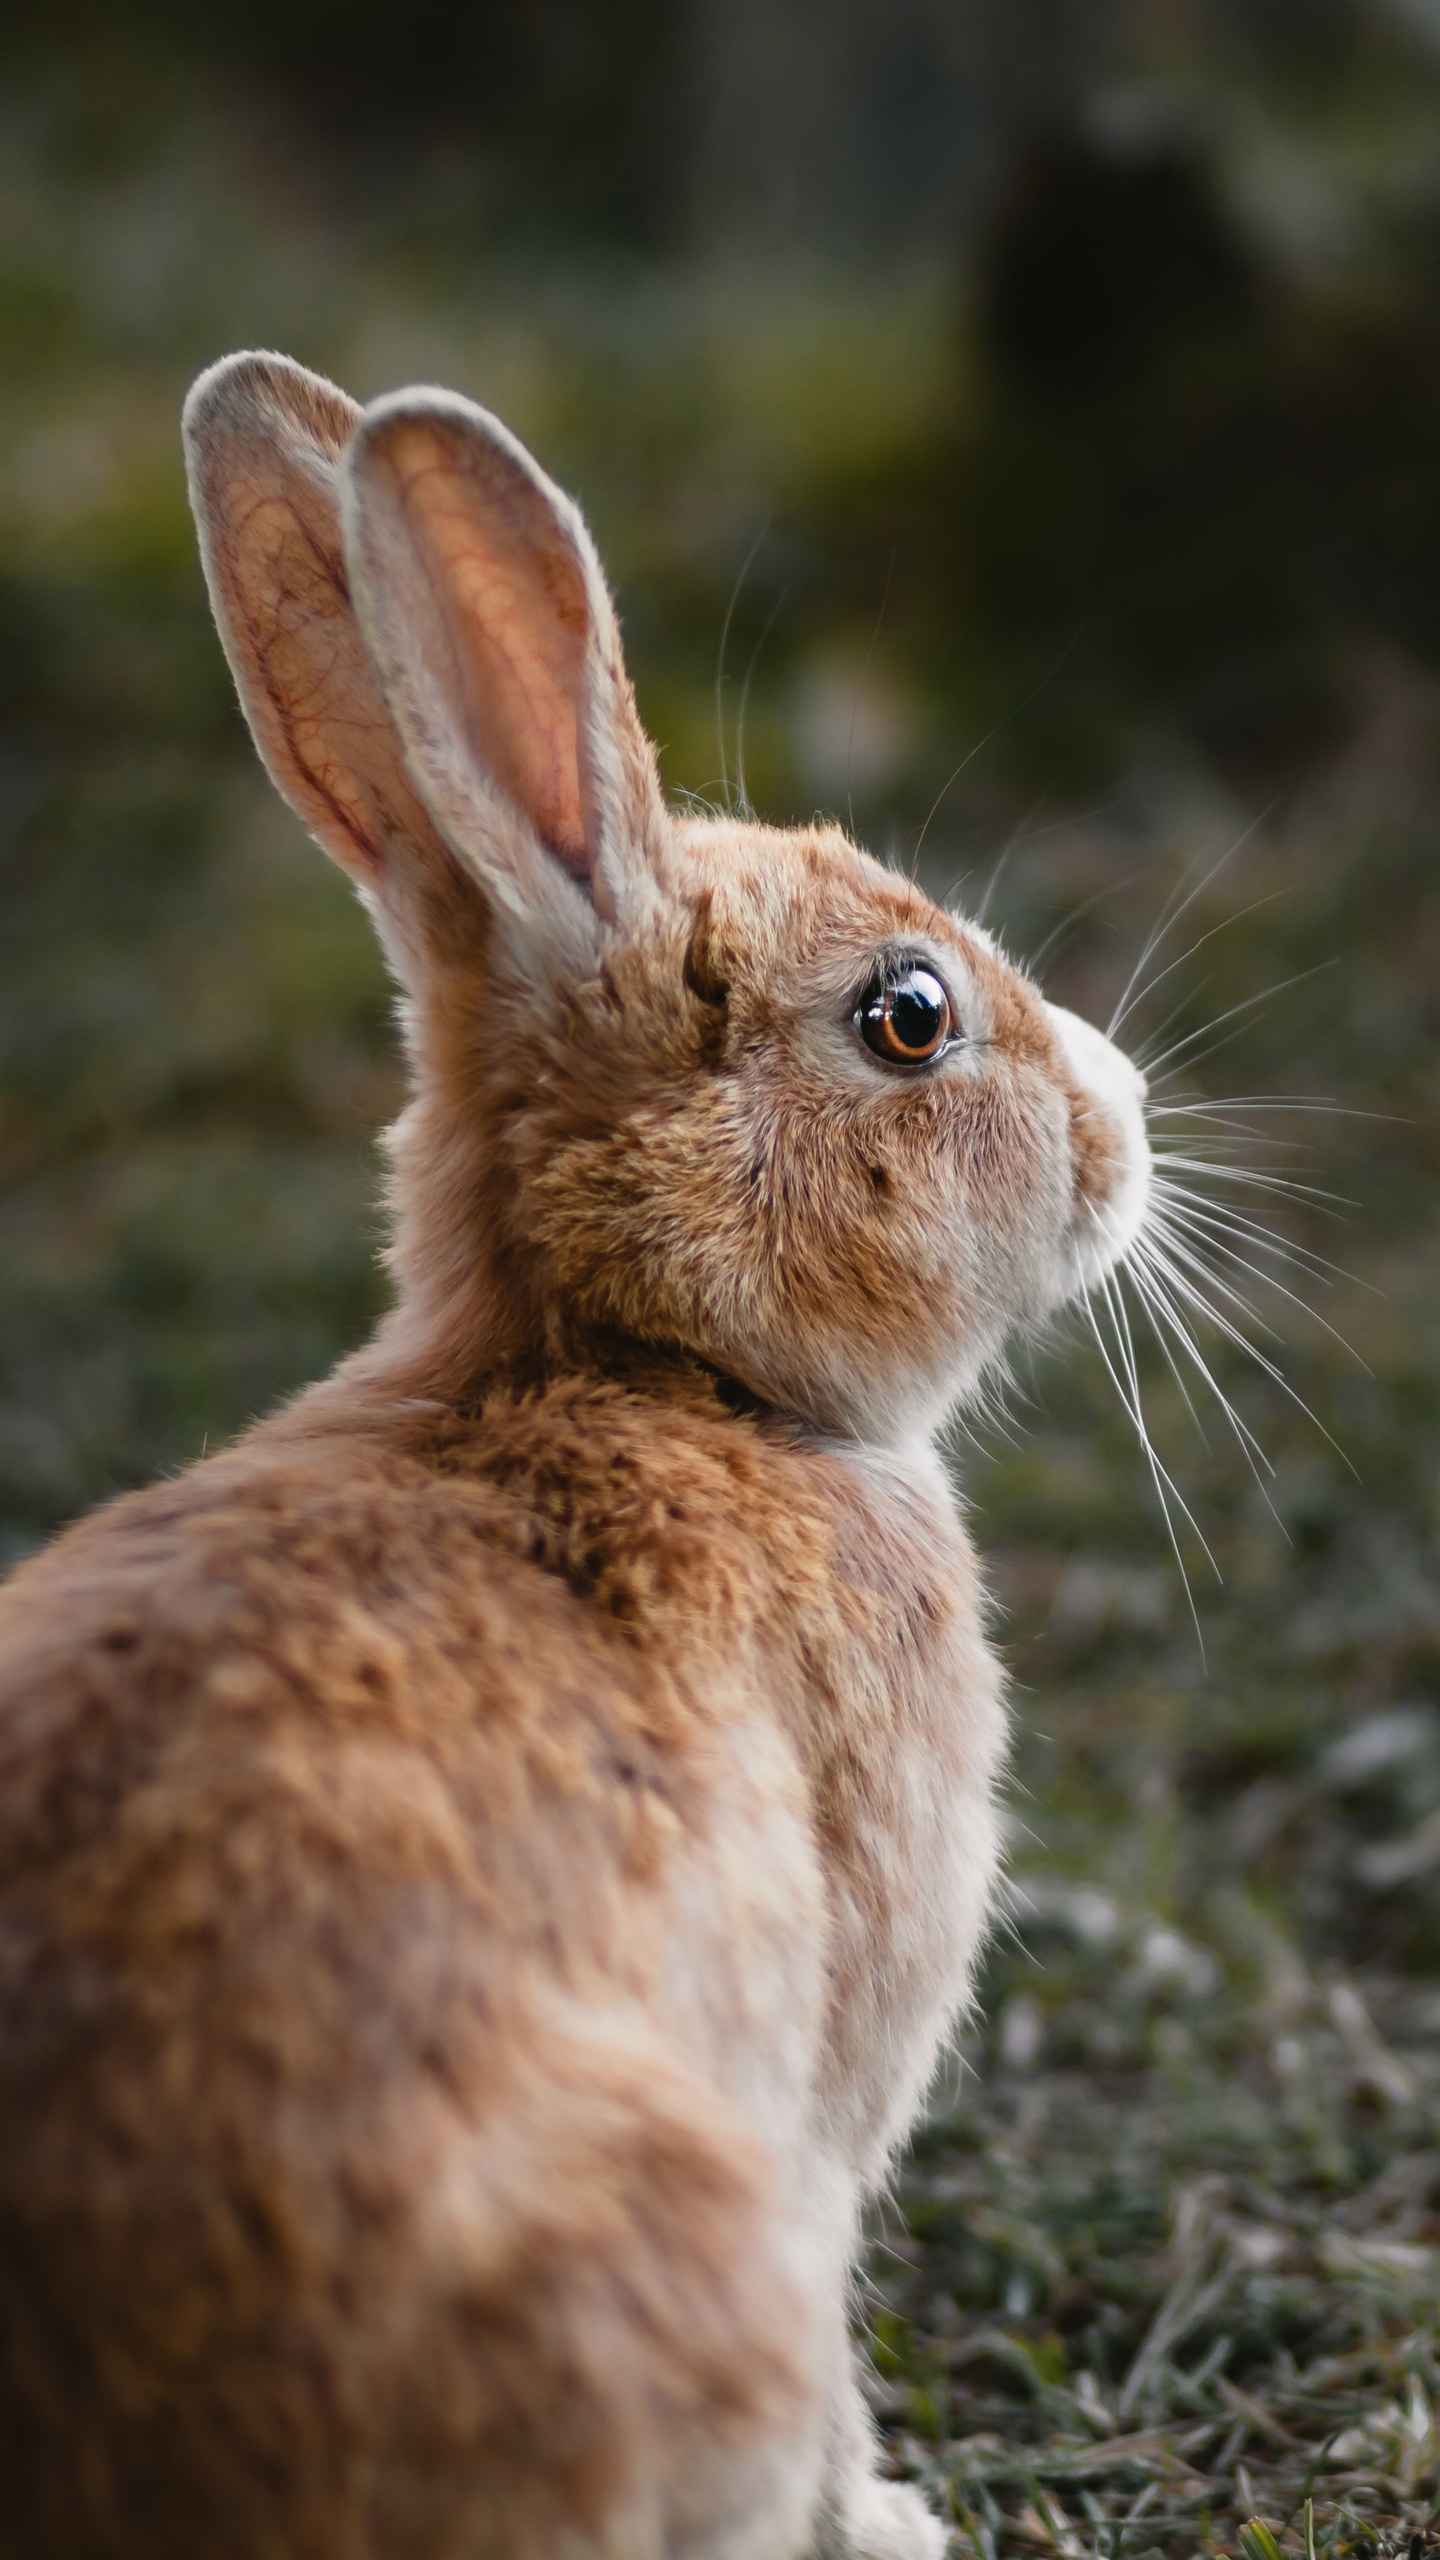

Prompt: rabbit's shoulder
[400,1367,990,1677]
[0,1414,674,1917]
[0,1371,799,1893]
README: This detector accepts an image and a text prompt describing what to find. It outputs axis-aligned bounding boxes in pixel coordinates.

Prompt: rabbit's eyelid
[851,944,951,1004]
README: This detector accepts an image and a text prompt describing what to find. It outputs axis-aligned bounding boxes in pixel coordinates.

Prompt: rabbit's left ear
[342,391,667,930]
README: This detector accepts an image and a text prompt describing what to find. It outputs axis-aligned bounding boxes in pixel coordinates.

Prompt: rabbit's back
[0,1361,1001,2164]
[0,1363,997,2558]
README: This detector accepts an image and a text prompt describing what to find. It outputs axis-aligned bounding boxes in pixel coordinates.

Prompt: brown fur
[0,353,1151,2560]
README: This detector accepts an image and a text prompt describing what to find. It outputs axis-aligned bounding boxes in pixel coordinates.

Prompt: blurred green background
[2,2,1440,2547]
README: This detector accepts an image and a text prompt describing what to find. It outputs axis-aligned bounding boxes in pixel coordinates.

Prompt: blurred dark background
[3,4,1440,2533]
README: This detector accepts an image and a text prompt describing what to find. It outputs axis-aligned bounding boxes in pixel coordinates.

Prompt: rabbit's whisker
[1021,869,1133,977]
[1107,886,1289,1046]
[848,546,895,846]
[1073,1008,1366,1614]
[1152,1153,1350,1212]
[940,793,1045,921]
[1083,1261,1213,1648]
[1146,1190,1366,1358]
[1128,1252,1292,1546]
[1145,1093,1355,1117]
[1104,811,1272,1043]
[1122,1252,1215,1448]
[1127,977,1218,1076]
[912,627,1085,868]
[1133,1215,1356,1468]
[1147,1181,1353,1282]
[1136,965,1334,1084]
[1128,1244,1282,1487]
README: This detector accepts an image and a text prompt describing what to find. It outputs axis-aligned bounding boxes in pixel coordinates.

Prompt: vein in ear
[241,496,387,879]
[225,462,445,885]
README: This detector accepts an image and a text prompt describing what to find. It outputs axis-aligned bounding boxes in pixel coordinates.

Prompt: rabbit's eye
[857,967,954,1066]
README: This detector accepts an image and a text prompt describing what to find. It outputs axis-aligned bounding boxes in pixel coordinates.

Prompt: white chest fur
[792,1435,1008,2180]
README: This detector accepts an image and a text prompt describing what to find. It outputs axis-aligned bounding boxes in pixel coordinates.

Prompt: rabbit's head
[185,353,1149,1444]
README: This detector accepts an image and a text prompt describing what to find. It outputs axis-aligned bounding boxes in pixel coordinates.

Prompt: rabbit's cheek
[931,1074,1059,1266]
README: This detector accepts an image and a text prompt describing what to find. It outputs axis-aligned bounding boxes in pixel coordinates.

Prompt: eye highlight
[856,965,956,1067]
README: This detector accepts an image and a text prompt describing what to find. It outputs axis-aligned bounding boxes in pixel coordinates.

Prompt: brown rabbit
[0,352,1150,2560]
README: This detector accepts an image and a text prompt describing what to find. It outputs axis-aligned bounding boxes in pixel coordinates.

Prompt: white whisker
[1127,1244,1283,1501]
[733,584,786,820]
[1146,1192,1370,1350]
[1145,1094,1355,1117]
[1138,1228,1357,1466]
[1104,1266,1223,1569]
[1089,1263,1215,1651]
[1151,1153,1351,1211]
[1108,888,1289,1046]
[1147,1182,1355,1282]
[1132,1277,1290,1551]
[1104,812,1271,1042]
[1022,869,1133,977]
[1125,1253,1213,1446]
[1137,965,1334,1083]
[1145,1211,1285,1343]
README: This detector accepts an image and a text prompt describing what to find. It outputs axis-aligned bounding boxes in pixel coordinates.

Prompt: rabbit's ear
[183,352,464,942]
[340,390,666,930]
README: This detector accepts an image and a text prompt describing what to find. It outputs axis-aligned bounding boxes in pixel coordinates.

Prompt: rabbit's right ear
[339,389,668,935]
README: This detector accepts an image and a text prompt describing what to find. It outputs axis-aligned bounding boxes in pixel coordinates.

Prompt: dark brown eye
[857,966,954,1066]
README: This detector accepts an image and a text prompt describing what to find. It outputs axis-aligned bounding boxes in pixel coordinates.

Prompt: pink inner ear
[187,354,464,901]
[387,428,592,878]
[236,481,395,878]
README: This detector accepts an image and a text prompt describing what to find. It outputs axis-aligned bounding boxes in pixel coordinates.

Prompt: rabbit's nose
[1045,1000,1144,1098]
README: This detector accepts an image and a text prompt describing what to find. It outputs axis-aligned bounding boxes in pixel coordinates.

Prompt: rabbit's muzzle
[1044,1000,1152,1289]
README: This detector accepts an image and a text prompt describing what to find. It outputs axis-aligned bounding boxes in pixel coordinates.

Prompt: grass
[0,61,1437,2558]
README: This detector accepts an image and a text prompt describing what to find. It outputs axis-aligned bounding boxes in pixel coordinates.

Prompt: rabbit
[0,349,1151,2560]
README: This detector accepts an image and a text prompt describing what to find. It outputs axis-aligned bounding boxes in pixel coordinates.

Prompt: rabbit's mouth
[1044,1002,1153,1297]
